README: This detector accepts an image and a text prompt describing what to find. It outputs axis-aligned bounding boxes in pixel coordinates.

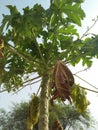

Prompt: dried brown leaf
[50,60,74,105]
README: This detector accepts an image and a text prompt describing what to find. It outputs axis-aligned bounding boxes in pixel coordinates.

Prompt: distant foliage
[0,101,94,130]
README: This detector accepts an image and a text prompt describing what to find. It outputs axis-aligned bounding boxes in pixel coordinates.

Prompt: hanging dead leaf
[50,60,74,105]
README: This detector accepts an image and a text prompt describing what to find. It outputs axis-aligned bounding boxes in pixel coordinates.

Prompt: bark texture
[38,74,49,130]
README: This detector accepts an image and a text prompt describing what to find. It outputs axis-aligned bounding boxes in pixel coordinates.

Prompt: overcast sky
[0,1,98,130]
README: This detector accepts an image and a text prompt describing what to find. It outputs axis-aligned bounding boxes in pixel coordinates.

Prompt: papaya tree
[0,0,98,130]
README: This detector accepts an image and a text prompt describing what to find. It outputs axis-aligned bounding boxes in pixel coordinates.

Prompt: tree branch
[74,74,98,90]
[14,79,41,94]
[81,16,98,39]
[6,44,35,65]
[23,76,41,84]
[79,85,98,93]
[32,32,47,67]
[74,67,89,75]
[0,76,41,93]
[0,89,7,93]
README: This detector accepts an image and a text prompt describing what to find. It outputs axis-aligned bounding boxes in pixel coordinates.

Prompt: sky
[0,0,98,130]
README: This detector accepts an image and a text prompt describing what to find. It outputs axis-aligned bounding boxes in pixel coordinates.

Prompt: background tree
[49,103,93,130]
[0,0,98,130]
[0,101,94,130]
[0,102,29,130]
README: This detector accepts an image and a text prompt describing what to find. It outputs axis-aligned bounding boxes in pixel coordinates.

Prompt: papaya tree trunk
[38,74,49,130]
